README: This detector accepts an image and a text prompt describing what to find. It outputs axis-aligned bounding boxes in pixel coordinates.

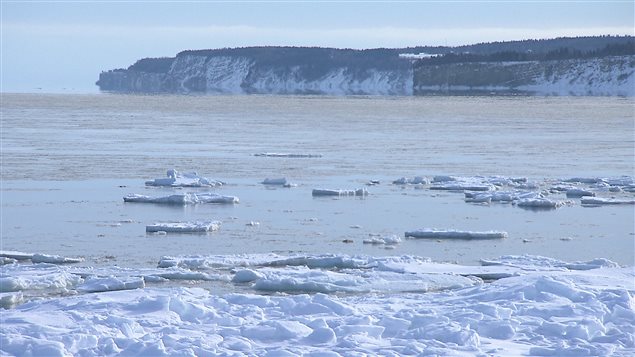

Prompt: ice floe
[465,190,541,203]
[144,169,224,187]
[123,192,239,204]
[363,235,402,245]
[0,251,84,264]
[392,176,429,185]
[261,177,296,187]
[146,221,221,233]
[254,152,322,158]
[580,197,635,205]
[515,197,569,209]
[405,229,508,240]
[1,253,632,356]
[312,188,369,197]
[565,188,596,198]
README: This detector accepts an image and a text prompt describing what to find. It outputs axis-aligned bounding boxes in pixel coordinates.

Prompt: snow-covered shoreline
[1,252,633,356]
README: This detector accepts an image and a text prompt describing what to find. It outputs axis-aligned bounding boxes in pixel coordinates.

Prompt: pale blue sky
[2,0,633,93]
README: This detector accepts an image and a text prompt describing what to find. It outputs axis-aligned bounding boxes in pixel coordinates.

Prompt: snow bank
[405,229,508,240]
[146,221,221,233]
[124,192,239,204]
[1,254,633,356]
[312,188,369,197]
[145,169,224,187]
[254,153,322,158]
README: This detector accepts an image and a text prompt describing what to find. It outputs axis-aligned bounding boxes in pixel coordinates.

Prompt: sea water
[1,93,634,268]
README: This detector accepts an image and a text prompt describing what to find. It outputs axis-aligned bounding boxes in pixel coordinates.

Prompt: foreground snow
[1,253,633,356]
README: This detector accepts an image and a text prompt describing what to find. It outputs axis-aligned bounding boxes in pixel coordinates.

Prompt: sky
[1,0,634,93]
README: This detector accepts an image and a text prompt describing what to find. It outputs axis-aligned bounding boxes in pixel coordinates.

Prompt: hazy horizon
[2,1,633,93]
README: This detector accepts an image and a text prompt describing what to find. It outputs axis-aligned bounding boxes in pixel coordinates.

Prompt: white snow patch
[1,254,632,356]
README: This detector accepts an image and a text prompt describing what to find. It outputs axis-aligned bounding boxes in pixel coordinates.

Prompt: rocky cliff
[414,55,635,96]
[96,40,635,96]
[97,47,413,95]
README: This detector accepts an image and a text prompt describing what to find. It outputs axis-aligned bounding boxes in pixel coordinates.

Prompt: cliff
[414,55,635,96]
[96,38,635,96]
[96,47,413,95]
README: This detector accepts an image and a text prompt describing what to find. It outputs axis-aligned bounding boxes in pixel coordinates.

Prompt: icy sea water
[1,93,634,268]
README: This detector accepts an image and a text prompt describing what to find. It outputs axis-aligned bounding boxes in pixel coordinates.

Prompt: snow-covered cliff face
[98,54,413,95]
[97,54,633,96]
[414,55,635,96]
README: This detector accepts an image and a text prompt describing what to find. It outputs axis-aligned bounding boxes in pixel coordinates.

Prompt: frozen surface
[124,192,239,204]
[1,254,633,356]
[144,169,224,187]
[405,229,508,240]
[146,221,221,233]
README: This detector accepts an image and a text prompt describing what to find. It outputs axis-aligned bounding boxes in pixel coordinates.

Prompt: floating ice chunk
[312,188,369,197]
[262,178,288,185]
[196,193,240,204]
[78,276,145,293]
[465,191,541,203]
[565,188,595,198]
[431,183,494,191]
[363,235,402,245]
[405,229,508,240]
[393,176,429,185]
[146,221,221,233]
[124,192,239,204]
[254,153,322,158]
[515,198,566,209]
[580,197,635,205]
[262,178,297,187]
[145,169,224,187]
[232,269,265,283]
[565,177,604,184]
[0,251,34,261]
[393,177,410,185]
[0,251,83,264]
[433,175,457,182]
[32,254,84,264]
